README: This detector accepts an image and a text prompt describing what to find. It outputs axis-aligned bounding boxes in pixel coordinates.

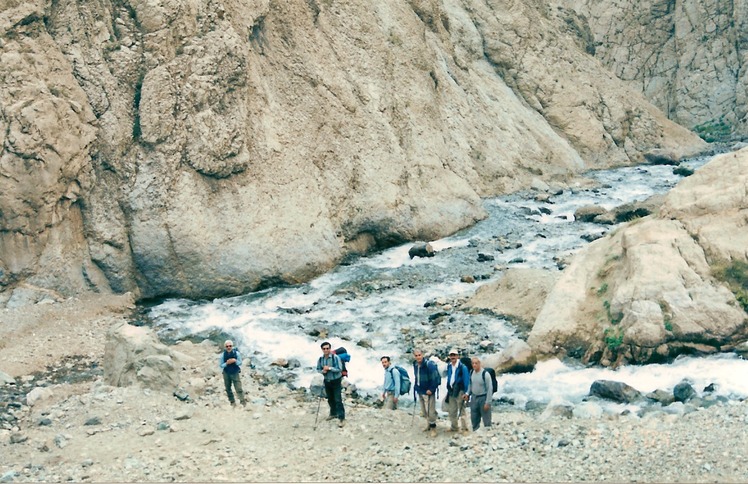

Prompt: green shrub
[604,327,624,351]
[713,260,748,312]
[693,118,732,142]
[597,282,608,296]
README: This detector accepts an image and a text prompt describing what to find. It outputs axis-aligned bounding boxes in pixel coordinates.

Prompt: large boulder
[529,150,748,366]
[483,340,537,374]
[103,322,180,391]
[464,268,559,333]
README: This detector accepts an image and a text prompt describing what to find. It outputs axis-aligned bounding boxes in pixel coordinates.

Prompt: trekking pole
[412,396,417,424]
[313,397,322,430]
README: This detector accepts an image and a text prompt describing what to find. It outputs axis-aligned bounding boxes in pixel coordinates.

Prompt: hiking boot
[423,424,432,432]
[338,419,345,428]
[230,401,236,407]
[429,428,437,437]
[325,416,336,421]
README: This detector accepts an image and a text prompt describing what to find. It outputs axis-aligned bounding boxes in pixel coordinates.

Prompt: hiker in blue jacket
[317,341,345,427]
[219,340,247,407]
[381,356,401,410]
[445,348,470,433]
[413,348,439,436]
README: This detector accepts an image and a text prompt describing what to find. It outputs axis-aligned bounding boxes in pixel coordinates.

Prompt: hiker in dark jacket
[219,340,247,407]
[317,341,345,427]
[413,348,439,436]
[445,348,470,433]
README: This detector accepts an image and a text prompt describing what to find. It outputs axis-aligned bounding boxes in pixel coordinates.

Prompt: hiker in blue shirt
[445,348,470,433]
[317,341,345,427]
[218,340,247,407]
[381,356,401,410]
[413,348,440,436]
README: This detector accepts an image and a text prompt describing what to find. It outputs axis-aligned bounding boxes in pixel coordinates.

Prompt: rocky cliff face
[556,0,748,140]
[0,0,705,306]
[528,148,748,366]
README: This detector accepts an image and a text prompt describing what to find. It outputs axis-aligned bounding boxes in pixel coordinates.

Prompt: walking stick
[412,395,417,424]
[313,397,322,430]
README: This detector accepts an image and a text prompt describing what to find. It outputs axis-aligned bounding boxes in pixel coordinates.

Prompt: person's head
[381,356,391,369]
[413,349,424,364]
[448,348,459,364]
[224,340,234,351]
[320,342,331,355]
[471,357,482,372]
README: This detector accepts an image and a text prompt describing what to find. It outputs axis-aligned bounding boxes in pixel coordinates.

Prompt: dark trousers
[324,377,345,420]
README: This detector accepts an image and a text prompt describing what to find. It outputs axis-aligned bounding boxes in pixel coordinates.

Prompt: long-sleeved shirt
[317,354,343,381]
[383,366,401,394]
[413,360,439,395]
[219,349,243,374]
[469,368,492,397]
[446,361,470,393]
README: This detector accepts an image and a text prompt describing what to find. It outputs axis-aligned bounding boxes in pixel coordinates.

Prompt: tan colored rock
[483,340,537,374]
[0,0,707,305]
[103,322,180,390]
[557,0,748,137]
[465,268,559,332]
[528,150,748,365]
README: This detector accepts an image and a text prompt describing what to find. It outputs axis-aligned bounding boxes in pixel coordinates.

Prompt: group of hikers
[219,340,495,435]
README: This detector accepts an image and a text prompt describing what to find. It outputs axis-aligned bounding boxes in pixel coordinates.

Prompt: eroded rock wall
[555,0,748,139]
[0,0,705,304]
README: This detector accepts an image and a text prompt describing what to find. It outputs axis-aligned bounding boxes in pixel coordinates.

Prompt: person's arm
[483,371,491,409]
[392,368,400,401]
[234,351,242,368]
[219,352,227,370]
[428,362,438,394]
[316,356,324,374]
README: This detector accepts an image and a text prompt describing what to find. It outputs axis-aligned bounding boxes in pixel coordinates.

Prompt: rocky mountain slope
[556,0,748,140]
[0,0,707,307]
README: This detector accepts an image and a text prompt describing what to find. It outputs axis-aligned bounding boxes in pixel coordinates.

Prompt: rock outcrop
[528,148,748,365]
[103,322,184,390]
[0,0,706,306]
[556,0,748,139]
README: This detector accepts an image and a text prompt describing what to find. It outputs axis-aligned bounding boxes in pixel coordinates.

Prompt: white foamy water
[146,156,745,409]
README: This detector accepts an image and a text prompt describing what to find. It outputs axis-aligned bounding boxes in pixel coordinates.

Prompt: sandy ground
[2,294,748,483]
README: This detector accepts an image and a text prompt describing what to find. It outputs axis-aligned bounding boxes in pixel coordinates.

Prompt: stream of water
[142,156,748,411]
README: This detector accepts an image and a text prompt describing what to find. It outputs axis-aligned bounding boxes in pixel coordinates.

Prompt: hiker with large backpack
[316,341,345,427]
[381,356,411,410]
[445,348,470,433]
[466,356,494,431]
[380,356,400,410]
[412,348,440,436]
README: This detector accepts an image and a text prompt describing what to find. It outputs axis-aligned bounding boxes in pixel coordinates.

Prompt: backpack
[332,347,350,378]
[483,367,498,394]
[390,366,411,395]
[460,357,473,373]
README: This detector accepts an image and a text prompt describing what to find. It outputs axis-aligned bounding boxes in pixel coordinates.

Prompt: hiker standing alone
[317,342,345,427]
[466,357,492,431]
[445,348,470,433]
[381,356,401,410]
[219,340,247,407]
[413,349,439,436]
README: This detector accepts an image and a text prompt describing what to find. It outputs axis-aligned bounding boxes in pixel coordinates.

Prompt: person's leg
[446,393,458,430]
[384,392,395,410]
[419,395,430,430]
[458,393,469,431]
[223,372,235,404]
[427,394,437,426]
[470,397,481,431]
[232,373,246,405]
[331,378,345,420]
[324,379,335,417]
[483,399,492,428]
